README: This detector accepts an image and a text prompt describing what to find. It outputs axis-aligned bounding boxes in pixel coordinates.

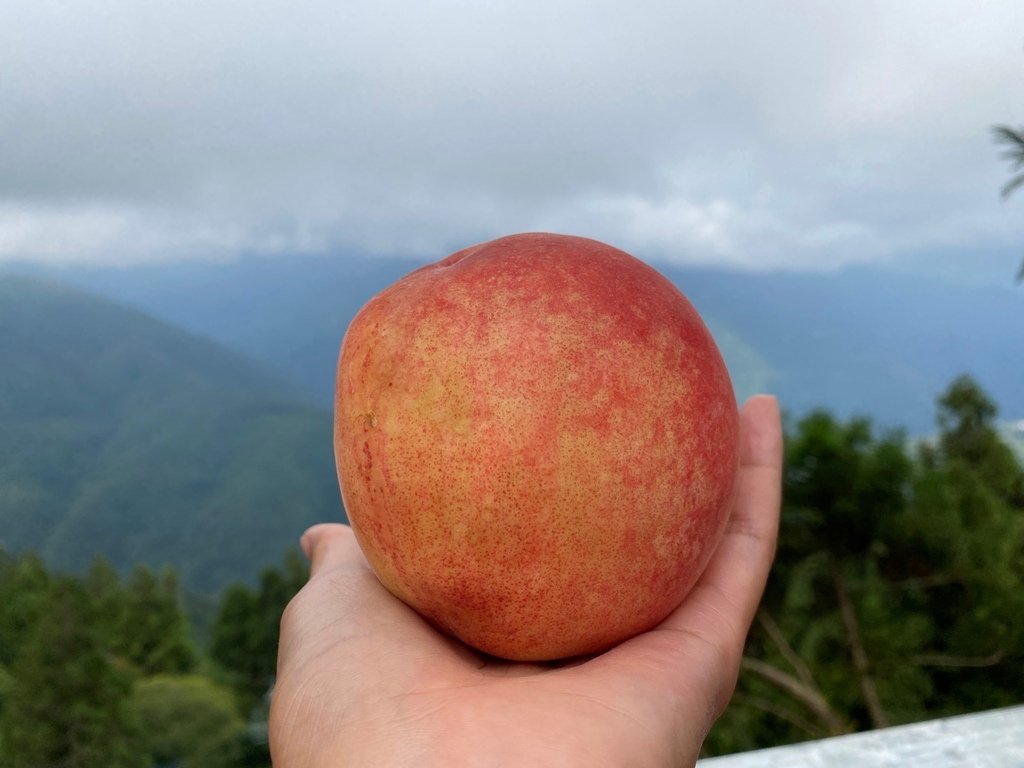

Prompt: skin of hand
[270,395,782,768]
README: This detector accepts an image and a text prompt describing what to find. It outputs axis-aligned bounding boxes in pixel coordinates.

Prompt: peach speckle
[334,233,738,661]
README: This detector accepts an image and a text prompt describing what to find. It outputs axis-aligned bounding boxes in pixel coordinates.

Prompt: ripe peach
[334,233,738,660]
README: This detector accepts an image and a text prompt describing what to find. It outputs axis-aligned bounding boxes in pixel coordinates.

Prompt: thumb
[300,523,367,577]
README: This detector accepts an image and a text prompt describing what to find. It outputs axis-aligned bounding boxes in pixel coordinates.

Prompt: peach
[334,233,738,660]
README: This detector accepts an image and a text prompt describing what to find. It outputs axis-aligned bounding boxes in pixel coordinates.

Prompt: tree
[0,664,12,716]
[921,375,1024,710]
[210,550,308,710]
[131,674,248,768]
[707,377,1024,755]
[84,555,127,649]
[773,413,920,731]
[992,124,1024,281]
[208,551,308,767]
[116,564,197,675]
[937,374,1024,505]
[0,551,50,668]
[707,411,919,754]
[0,579,145,767]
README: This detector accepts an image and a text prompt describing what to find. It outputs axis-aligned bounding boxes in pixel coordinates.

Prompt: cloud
[1,0,1022,275]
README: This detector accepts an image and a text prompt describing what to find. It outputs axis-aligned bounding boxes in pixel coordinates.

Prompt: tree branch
[911,649,1006,668]
[732,692,825,739]
[831,563,889,729]
[885,574,964,591]
[740,657,849,735]
[757,609,817,689]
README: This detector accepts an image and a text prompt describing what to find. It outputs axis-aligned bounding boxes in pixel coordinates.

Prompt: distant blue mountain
[19,252,1024,435]
[669,265,1024,433]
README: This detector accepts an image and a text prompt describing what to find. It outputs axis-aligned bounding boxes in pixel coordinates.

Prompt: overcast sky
[2,0,1023,280]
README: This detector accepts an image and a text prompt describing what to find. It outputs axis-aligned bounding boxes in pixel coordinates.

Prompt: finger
[299,523,366,578]
[279,523,386,671]
[296,522,470,649]
[285,521,486,679]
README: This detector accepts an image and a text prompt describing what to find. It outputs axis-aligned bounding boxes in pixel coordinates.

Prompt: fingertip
[300,523,336,558]
[299,523,361,577]
[740,395,783,468]
[299,528,314,559]
[741,394,780,422]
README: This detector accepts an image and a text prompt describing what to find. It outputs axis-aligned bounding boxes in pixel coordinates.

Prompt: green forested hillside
[0,276,343,592]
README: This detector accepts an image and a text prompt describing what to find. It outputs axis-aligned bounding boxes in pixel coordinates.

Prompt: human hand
[270,395,782,768]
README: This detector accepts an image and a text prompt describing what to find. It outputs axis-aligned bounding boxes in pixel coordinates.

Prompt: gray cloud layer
[2,0,1023,275]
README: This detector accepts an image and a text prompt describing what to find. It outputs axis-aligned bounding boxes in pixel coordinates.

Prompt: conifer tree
[85,555,127,647]
[0,551,51,667]
[210,550,308,709]
[0,579,145,767]
[118,563,197,675]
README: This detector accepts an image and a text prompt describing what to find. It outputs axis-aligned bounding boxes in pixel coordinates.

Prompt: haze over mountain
[0,275,343,592]
[30,253,1024,435]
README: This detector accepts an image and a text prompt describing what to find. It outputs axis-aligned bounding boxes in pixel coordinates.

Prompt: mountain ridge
[24,253,1023,434]
[0,274,343,592]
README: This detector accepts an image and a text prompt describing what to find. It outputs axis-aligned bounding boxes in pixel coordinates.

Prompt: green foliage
[706,374,1024,755]
[0,551,50,668]
[0,666,12,714]
[0,554,269,766]
[782,411,912,557]
[0,547,312,766]
[938,374,1024,504]
[116,565,198,675]
[0,275,343,593]
[131,674,247,768]
[211,550,309,709]
[0,579,146,768]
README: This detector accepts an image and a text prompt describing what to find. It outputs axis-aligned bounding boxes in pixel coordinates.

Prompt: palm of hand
[271,396,781,768]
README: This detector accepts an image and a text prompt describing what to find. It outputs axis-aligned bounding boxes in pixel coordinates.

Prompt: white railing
[698,705,1024,767]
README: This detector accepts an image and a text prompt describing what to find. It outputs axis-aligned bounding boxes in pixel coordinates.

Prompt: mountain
[0,275,344,592]
[35,252,1024,435]
[39,255,417,408]
[28,254,777,412]
[670,265,1024,433]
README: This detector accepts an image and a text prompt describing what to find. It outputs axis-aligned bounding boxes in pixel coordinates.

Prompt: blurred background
[0,1,1022,764]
